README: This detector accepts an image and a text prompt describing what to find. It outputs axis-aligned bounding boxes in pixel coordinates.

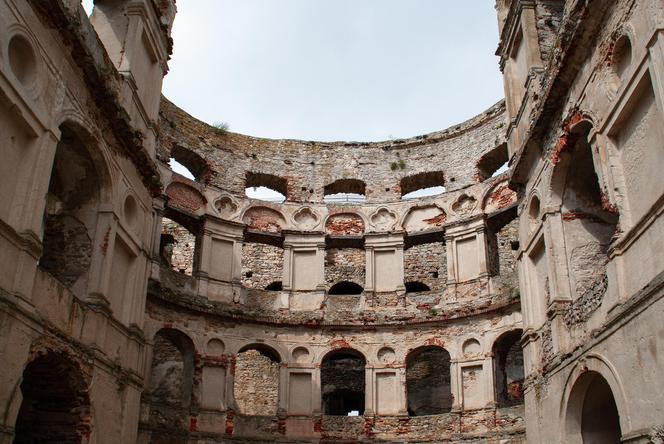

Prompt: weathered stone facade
[0,1,662,443]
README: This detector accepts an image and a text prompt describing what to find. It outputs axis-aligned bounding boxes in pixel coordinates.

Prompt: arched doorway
[321,349,366,416]
[492,330,524,407]
[235,344,281,416]
[566,371,622,444]
[406,346,452,416]
[144,328,196,443]
[13,351,91,444]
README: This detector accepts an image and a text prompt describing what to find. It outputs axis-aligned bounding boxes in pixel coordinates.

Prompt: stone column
[482,356,496,408]
[364,366,375,416]
[88,209,117,309]
[312,366,322,415]
[450,360,462,412]
[282,232,326,310]
[197,215,244,303]
[542,210,572,356]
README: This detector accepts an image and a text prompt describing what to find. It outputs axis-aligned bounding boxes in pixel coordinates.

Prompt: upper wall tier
[158,97,508,203]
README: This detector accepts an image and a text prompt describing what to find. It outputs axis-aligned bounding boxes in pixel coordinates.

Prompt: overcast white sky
[83,1,504,142]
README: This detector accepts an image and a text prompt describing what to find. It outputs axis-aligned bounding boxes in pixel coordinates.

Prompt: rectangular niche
[612,74,664,223]
[201,366,226,411]
[527,238,548,327]
[211,238,234,281]
[108,236,136,323]
[288,372,312,415]
[456,236,479,282]
[374,250,399,292]
[376,372,399,415]
[292,250,317,291]
[462,365,484,410]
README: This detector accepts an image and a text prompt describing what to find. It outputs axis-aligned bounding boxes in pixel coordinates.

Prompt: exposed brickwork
[325,248,365,289]
[158,98,507,203]
[404,242,447,291]
[162,218,196,275]
[241,243,283,289]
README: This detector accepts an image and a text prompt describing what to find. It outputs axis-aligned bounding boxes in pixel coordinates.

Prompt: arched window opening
[477,144,509,181]
[558,122,617,302]
[613,35,632,79]
[405,281,431,293]
[328,281,364,295]
[566,371,622,444]
[160,216,198,276]
[406,347,452,416]
[245,172,287,203]
[400,171,446,200]
[81,0,93,16]
[169,158,195,180]
[169,145,210,182]
[14,352,91,444]
[321,350,366,416]
[492,330,524,407]
[265,281,283,291]
[235,345,281,416]
[145,329,196,440]
[323,179,367,204]
[40,124,105,295]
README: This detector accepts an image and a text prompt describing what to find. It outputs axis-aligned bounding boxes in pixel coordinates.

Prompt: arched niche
[165,181,207,214]
[550,120,617,304]
[242,206,286,234]
[39,122,111,297]
[565,370,622,444]
[325,212,365,236]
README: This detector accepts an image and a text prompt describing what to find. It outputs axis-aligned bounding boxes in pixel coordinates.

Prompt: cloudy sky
[83,1,504,142]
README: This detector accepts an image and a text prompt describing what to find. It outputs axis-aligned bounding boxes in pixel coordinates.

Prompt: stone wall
[241,243,284,289]
[488,218,519,293]
[234,350,280,416]
[404,242,447,291]
[162,218,196,276]
[158,98,507,202]
[325,248,365,289]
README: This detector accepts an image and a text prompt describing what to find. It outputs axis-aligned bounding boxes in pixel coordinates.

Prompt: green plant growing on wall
[213,121,229,135]
[390,159,407,171]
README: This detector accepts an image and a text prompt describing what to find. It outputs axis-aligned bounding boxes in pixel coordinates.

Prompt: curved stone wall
[158,97,508,202]
[145,98,525,443]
